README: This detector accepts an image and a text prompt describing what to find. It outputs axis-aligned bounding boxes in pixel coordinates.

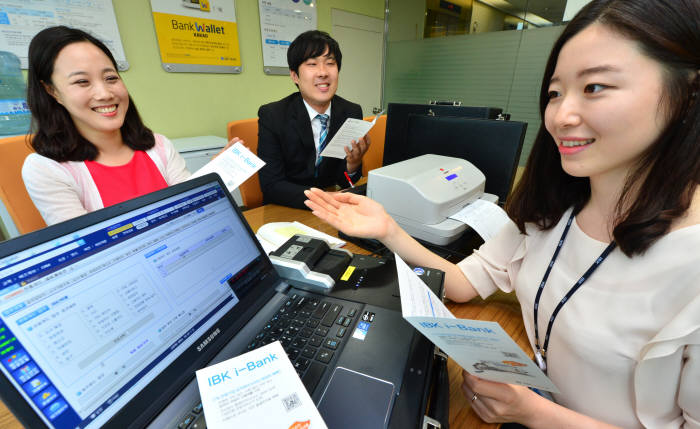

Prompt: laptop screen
[0,179,263,428]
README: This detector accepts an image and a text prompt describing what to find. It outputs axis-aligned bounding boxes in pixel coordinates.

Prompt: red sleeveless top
[85,150,168,207]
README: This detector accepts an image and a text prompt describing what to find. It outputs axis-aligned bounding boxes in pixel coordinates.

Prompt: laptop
[0,174,434,429]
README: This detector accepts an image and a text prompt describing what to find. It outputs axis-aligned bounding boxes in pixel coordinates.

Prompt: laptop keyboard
[173,293,362,429]
[246,292,363,394]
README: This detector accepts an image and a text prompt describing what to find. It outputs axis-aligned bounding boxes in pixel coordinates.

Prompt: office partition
[384,0,566,165]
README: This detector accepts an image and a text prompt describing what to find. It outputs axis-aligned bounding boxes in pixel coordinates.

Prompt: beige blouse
[458,208,700,428]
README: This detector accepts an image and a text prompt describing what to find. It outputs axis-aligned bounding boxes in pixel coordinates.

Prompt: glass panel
[384,0,570,166]
[424,1,472,38]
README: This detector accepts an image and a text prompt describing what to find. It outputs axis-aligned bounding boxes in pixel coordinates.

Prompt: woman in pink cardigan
[21,26,191,226]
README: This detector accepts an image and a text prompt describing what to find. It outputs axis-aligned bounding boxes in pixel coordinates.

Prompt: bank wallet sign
[150,0,241,68]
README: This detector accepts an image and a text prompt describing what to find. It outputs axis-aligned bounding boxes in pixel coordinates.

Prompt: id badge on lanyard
[532,211,616,372]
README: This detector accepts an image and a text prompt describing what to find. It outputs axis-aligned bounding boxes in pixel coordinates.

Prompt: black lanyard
[533,211,616,371]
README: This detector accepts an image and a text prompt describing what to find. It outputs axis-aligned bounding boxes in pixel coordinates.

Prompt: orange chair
[226,118,262,209]
[362,114,386,176]
[0,135,47,238]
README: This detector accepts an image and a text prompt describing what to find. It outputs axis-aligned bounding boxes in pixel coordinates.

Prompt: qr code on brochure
[282,392,301,412]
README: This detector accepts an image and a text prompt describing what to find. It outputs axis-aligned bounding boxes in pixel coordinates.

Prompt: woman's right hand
[304,188,395,241]
[306,187,480,303]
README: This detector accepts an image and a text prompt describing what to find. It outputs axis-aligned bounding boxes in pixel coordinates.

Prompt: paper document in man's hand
[319,111,383,159]
[196,341,328,429]
[394,254,559,392]
[190,142,265,193]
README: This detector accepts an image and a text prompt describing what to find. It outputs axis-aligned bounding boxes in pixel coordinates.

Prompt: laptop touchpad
[317,367,395,429]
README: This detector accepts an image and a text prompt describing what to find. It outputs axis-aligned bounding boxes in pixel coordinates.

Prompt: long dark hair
[507,0,700,256]
[27,26,154,161]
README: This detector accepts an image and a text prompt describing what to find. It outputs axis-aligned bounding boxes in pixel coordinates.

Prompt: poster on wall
[150,0,241,73]
[258,0,317,75]
[0,0,128,70]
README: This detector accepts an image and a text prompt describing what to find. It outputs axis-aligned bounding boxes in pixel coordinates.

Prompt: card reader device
[268,234,353,293]
[367,154,497,245]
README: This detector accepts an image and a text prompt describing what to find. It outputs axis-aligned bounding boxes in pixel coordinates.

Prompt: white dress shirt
[302,99,331,163]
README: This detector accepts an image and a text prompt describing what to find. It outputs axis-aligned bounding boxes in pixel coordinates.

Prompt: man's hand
[213,137,243,160]
[345,134,371,173]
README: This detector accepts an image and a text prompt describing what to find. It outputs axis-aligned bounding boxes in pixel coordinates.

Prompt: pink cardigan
[22,134,191,225]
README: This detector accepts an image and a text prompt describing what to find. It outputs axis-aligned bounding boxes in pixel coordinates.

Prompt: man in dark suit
[257,30,370,209]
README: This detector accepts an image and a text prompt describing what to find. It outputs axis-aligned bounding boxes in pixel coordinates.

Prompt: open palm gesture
[304,188,392,240]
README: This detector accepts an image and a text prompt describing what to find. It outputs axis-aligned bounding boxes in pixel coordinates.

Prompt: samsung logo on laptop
[197,328,221,352]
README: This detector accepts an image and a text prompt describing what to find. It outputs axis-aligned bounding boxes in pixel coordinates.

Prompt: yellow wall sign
[150,0,241,73]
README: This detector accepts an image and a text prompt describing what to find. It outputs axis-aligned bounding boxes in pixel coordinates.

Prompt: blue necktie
[315,114,329,174]
[316,115,328,167]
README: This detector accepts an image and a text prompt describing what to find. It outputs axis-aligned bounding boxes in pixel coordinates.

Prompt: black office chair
[403,116,527,204]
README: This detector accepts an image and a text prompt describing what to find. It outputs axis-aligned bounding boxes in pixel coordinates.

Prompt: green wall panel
[108,0,385,140]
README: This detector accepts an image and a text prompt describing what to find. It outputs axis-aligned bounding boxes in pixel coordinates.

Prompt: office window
[423,0,568,38]
[384,0,585,165]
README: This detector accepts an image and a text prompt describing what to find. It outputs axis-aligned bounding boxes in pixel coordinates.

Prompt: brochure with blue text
[196,341,328,429]
[395,255,559,392]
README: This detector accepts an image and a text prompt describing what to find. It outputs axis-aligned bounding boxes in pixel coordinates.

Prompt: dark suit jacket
[257,92,363,209]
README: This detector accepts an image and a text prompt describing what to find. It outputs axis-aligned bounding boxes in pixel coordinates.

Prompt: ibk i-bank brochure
[190,141,265,194]
[395,254,559,393]
[195,341,327,429]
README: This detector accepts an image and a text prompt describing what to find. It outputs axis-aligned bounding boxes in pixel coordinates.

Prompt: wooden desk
[243,205,529,429]
[0,204,528,429]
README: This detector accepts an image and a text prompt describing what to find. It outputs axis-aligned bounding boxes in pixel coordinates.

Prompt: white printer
[367,154,496,245]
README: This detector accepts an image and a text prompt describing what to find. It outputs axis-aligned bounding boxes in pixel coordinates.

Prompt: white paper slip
[448,199,512,242]
[256,221,345,253]
[319,111,384,159]
[255,233,279,256]
[190,142,265,193]
[406,317,559,392]
[196,341,328,429]
[395,254,454,319]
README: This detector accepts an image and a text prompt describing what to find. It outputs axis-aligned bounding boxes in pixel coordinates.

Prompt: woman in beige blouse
[304,0,700,427]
